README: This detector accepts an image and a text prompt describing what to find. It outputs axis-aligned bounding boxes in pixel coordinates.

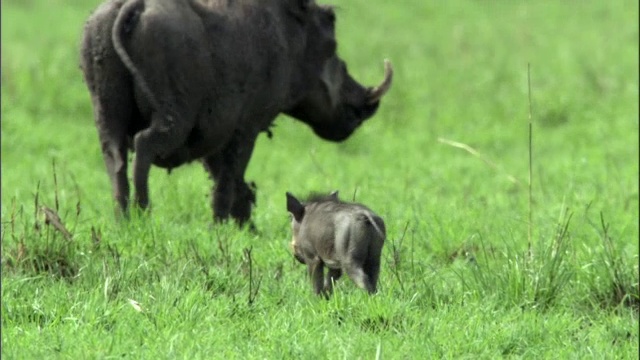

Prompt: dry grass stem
[437,137,522,186]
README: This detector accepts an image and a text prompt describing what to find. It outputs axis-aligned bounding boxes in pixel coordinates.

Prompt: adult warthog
[286,191,386,296]
[80,0,393,227]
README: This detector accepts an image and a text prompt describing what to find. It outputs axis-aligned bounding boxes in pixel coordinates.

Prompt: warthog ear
[329,190,339,200]
[286,192,305,222]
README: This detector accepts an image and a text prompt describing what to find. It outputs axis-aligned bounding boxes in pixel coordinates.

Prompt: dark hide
[80,0,392,226]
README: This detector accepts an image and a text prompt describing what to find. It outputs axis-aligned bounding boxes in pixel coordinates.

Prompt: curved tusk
[367,59,393,104]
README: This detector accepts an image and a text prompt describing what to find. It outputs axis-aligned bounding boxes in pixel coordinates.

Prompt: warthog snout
[286,191,386,297]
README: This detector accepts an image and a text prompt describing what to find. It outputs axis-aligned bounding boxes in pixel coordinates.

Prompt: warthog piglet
[286,191,385,296]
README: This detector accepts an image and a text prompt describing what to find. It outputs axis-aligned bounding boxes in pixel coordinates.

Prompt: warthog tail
[111,0,161,111]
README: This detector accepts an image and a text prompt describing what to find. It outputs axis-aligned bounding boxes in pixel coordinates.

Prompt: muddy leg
[323,268,343,294]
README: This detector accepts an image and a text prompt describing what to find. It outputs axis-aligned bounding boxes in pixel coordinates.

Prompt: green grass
[2,0,638,358]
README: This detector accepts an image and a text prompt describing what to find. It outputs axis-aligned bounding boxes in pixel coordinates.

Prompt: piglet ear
[286,192,305,222]
[329,190,339,200]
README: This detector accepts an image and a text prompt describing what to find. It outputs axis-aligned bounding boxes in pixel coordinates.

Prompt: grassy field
[2,0,638,358]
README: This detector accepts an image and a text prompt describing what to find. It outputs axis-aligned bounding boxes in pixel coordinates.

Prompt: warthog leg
[323,268,343,294]
[344,262,376,294]
[105,140,130,217]
[203,133,257,227]
[308,257,327,297]
[93,103,131,217]
[203,154,235,223]
[364,258,381,293]
[367,239,383,292]
[230,180,256,227]
[133,112,192,210]
[81,9,135,218]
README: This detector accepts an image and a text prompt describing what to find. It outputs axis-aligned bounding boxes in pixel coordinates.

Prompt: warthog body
[80,0,392,226]
[286,192,386,296]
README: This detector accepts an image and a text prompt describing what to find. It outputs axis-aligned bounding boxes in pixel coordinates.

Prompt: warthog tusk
[368,59,393,104]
